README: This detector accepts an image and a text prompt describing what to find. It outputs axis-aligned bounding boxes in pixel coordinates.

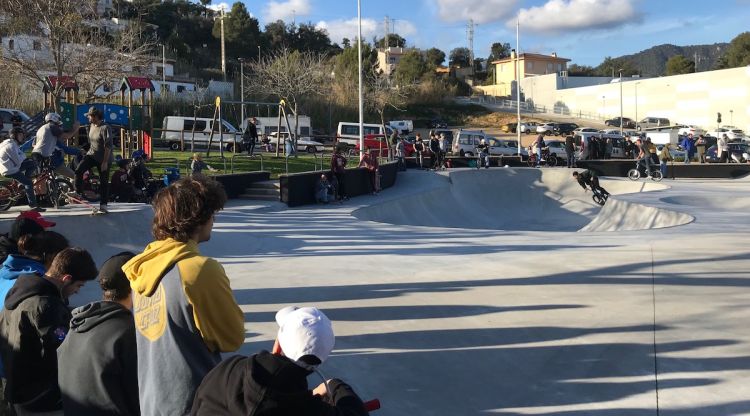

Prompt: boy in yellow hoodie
[122,175,244,416]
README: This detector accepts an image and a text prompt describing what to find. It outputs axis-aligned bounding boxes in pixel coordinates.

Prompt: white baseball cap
[275,306,335,366]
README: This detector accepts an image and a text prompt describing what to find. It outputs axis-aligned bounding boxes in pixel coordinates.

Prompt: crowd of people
[0,175,369,416]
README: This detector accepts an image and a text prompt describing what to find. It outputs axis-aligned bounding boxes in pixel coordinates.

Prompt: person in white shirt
[0,128,44,211]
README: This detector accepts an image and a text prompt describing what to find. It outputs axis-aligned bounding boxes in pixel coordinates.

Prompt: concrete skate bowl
[353,169,694,232]
[660,195,750,211]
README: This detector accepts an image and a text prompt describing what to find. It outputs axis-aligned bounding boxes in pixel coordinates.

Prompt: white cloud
[316,18,418,46]
[514,0,642,33]
[264,0,312,23]
[208,2,230,12]
[434,0,518,24]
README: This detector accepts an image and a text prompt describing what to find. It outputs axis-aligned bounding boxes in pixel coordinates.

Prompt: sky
[210,0,750,66]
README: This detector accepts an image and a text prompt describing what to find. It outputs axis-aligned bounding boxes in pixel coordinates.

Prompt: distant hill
[616,43,729,76]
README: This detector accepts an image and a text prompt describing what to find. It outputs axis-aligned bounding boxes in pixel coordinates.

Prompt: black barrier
[213,171,271,198]
[405,155,526,169]
[280,161,398,207]
[577,160,750,178]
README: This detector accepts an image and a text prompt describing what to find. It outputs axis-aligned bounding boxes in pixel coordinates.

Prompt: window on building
[547,63,553,72]
[526,61,533,70]
[8,40,14,50]
[156,67,164,77]
[389,57,396,64]
[32,41,41,51]
[102,83,111,92]
[176,85,186,93]
[557,63,562,72]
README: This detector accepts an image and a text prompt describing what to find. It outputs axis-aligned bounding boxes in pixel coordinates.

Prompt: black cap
[10,218,44,241]
[98,252,135,294]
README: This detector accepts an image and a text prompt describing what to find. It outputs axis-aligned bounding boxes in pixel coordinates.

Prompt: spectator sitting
[191,306,368,416]
[0,248,98,414]
[316,173,333,204]
[110,158,136,202]
[0,212,56,265]
[190,153,217,176]
[58,252,140,416]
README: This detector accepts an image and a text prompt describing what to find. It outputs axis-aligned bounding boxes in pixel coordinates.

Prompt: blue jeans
[660,161,668,177]
[6,159,38,207]
[537,147,542,163]
[316,188,329,203]
[639,156,652,176]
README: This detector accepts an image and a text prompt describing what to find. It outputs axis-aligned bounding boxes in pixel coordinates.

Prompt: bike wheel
[627,169,640,181]
[0,185,15,211]
[547,156,557,167]
[55,178,73,207]
[592,193,605,206]
[651,171,663,182]
[47,179,60,209]
[527,155,536,167]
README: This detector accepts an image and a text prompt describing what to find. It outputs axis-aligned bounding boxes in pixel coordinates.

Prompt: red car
[354,134,415,157]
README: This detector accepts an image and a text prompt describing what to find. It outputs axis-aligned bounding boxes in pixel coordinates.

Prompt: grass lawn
[146,148,331,179]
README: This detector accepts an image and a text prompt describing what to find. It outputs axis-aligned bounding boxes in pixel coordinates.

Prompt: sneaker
[29,206,46,212]
[98,205,109,214]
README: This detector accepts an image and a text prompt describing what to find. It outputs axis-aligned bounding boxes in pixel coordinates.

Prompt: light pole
[238,58,245,124]
[601,95,605,118]
[357,0,364,160]
[730,109,733,125]
[618,68,623,136]
[158,43,166,94]
[328,71,335,134]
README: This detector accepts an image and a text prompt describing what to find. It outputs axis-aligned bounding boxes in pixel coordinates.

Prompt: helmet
[131,150,145,160]
[45,113,62,125]
[480,139,486,144]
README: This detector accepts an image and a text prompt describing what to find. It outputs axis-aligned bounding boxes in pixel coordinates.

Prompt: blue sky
[213,0,750,66]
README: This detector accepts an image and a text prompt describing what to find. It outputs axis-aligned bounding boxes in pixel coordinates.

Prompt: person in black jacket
[243,117,259,156]
[0,247,98,415]
[0,212,56,265]
[58,252,139,416]
[573,170,609,197]
[191,306,367,416]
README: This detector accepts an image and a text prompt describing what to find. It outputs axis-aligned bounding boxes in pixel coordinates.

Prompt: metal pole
[515,16,521,155]
[357,0,364,161]
[220,7,226,81]
[239,58,245,123]
[619,69,623,136]
[635,82,639,125]
[162,44,166,88]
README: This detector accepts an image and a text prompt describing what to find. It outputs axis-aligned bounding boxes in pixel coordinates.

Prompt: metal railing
[230,153,264,173]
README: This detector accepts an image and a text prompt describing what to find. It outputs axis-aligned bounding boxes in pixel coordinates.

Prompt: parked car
[604,117,635,128]
[656,144,686,160]
[486,137,527,157]
[705,143,750,163]
[452,129,488,156]
[518,121,538,134]
[388,120,413,134]
[574,127,600,134]
[431,129,455,152]
[708,126,746,141]
[677,124,706,136]
[536,122,556,135]
[337,122,394,147]
[354,134,415,157]
[545,140,570,161]
[501,123,517,133]
[636,117,671,131]
[554,122,579,136]
[267,132,326,153]
[161,116,243,151]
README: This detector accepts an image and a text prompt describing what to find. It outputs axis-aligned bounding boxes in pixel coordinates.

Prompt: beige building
[488,52,570,96]
[377,47,407,76]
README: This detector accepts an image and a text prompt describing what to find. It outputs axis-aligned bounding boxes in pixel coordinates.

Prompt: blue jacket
[680,137,695,154]
[0,254,46,378]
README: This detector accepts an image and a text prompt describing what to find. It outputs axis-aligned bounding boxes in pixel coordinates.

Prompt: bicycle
[475,148,490,169]
[527,148,557,167]
[627,160,663,182]
[0,165,71,210]
[591,187,609,206]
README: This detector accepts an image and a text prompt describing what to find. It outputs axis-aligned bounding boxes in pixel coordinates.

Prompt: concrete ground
[1,168,748,415]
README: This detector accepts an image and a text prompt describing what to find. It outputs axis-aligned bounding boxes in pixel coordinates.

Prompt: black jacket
[58,301,140,415]
[0,274,70,412]
[0,234,17,265]
[191,351,367,416]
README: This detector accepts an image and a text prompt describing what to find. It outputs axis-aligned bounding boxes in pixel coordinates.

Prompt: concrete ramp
[354,169,691,232]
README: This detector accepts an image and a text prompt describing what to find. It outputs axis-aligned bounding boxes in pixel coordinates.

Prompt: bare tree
[365,69,409,160]
[245,48,328,155]
[0,0,156,106]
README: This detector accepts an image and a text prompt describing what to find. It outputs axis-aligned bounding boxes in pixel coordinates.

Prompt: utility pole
[384,15,390,74]
[220,7,226,81]
[467,19,475,75]
[238,58,245,123]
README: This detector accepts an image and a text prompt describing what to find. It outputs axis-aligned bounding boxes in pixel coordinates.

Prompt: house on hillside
[486,52,570,97]
[377,47,406,76]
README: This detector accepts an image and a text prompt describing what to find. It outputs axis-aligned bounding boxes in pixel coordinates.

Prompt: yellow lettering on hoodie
[133,284,167,341]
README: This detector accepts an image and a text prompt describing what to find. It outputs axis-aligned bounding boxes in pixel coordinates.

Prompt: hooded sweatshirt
[57,301,139,416]
[190,351,367,416]
[122,238,244,416]
[0,274,70,412]
[0,254,46,303]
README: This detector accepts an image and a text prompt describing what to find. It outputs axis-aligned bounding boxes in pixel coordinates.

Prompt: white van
[242,115,312,137]
[337,122,393,147]
[388,120,413,134]
[161,116,242,151]
[451,129,487,157]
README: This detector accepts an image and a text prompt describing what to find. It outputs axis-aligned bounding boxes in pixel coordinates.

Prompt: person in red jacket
[358,147,380,194]
[330,148,348,201]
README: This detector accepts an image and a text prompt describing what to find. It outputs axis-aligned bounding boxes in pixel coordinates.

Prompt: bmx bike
[591,187,609,206]
[627,161,662,182]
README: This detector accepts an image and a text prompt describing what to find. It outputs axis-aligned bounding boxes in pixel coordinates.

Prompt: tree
[342,38,351,49]
[487,42,511,62]
[594,56,638,77]
[567,64,596,76]
[212,2,263,60]
[717,32,750,69]
[246,48,328,155]
[365,68,408,160]
[289,23,337,54]
[264,20,290,51]
[665,55,695,75]
[0,0,155,103]
[449,47,471,67]
[424,48,446,67]
[394,50,427,85]
[375,34,406,49]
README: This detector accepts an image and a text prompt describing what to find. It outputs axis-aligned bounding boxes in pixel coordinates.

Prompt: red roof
[45,76,78,91]
[120,77,155,91]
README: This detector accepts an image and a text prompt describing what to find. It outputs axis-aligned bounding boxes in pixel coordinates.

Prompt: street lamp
[618,68,623,136]
[238,58,245,123]
[601,95,605,117]
[328,71,335,134]
[635,81,641,125]
[157,43,166,94]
